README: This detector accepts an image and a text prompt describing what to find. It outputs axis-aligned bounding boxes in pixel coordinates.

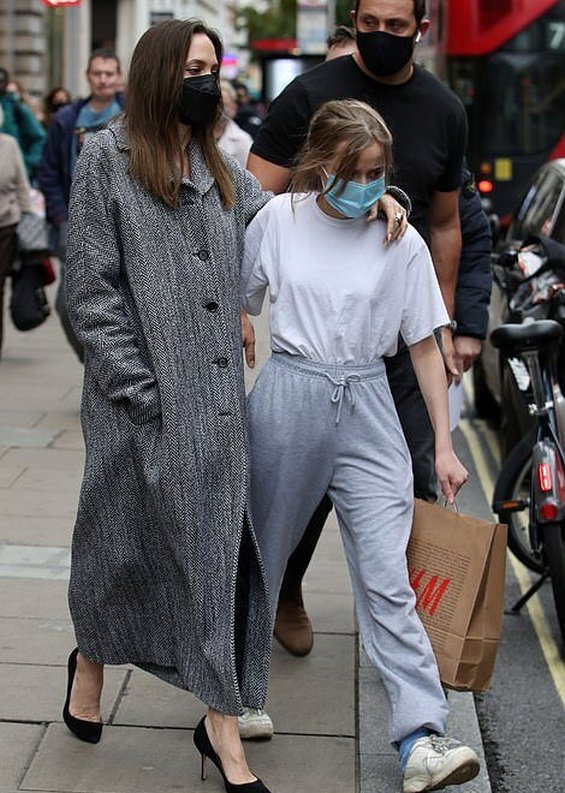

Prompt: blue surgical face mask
[323,172,386,218]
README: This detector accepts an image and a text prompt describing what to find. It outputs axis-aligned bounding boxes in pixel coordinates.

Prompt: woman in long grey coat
[63,19,272,792]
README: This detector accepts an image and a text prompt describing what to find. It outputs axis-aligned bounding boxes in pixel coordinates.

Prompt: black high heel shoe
[62,647,103,744]
[193,716,271,793]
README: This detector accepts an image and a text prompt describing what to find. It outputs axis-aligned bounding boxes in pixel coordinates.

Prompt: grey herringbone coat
[65,118,272,715]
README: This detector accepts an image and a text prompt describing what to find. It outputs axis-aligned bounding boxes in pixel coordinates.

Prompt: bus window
[450,4,565,159]
[481,51,564,157]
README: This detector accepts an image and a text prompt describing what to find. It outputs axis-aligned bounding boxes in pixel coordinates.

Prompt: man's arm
[429,188,462,381]
[246,152,291,194]
[429,189,461,316]
[453,176,493,372]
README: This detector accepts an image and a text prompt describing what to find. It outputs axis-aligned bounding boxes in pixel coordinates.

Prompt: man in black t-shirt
[246,0,467,658]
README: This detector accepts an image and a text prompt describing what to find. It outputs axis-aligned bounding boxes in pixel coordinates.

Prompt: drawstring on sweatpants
[323,372,362,424]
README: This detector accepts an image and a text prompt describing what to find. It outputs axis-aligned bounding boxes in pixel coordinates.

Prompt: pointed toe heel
[62,647,103,744]
[193,716,271,792]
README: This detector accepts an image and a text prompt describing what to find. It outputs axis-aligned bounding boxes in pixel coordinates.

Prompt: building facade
[0,0,249,102]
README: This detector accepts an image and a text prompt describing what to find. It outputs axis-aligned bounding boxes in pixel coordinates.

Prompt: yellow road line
[459,411,565,706]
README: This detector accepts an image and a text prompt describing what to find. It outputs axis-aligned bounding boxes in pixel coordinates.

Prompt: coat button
[215,357,229,368]
[205,301,219,312]
[198,249,209,261]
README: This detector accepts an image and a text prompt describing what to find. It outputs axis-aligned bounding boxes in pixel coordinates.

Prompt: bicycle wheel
[544,521,565,645]
[493,431,545,574]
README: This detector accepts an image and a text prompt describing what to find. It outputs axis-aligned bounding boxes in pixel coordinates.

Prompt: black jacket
[454,169,493,339]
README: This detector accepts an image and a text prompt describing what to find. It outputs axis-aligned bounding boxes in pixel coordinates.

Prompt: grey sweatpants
[247,352,449,743]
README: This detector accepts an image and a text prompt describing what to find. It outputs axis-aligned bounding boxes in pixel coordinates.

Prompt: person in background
[215,80,253,169]
[247,0,468,659]
[233,82,264,140]
[6,77,44,122]
[0,104,31,357]
[38,50,124,362]
[43,87,72,130]
[0,68,46,179]
[326,25,357,60]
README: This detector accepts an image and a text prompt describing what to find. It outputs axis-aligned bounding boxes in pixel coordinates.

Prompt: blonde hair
[290,99,393,197]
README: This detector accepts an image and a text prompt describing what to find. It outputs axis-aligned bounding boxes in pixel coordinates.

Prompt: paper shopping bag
[406,499,507,692]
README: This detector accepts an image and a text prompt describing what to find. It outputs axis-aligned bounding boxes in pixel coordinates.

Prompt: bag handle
[439,498,460,514]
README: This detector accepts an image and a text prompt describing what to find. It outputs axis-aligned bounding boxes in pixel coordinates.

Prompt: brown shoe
[274,591,313,656]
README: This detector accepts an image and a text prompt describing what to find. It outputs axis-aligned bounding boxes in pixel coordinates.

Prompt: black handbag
[10,257,51,331]
[9,211,51,332]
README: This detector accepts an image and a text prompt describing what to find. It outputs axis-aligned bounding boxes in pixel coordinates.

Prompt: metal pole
[64,0,91,99]
[133,0,150,44]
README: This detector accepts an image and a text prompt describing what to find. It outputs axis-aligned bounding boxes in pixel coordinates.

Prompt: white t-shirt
[241,193,449,364]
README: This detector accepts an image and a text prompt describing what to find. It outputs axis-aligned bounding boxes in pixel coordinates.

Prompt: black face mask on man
[178,74,221,126]
[356,29,420,77]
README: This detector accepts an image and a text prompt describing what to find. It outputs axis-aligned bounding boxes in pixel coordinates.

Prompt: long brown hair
[126,19,234,209]
[290,99,393,197]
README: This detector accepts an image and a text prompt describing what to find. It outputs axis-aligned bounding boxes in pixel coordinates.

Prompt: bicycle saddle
[490,319,563,354]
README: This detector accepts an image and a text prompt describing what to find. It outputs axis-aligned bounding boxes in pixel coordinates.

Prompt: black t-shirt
[251,57,468,243]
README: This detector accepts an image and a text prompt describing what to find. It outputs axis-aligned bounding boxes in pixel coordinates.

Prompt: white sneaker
[402,735,480,792]
[237,707,274,740]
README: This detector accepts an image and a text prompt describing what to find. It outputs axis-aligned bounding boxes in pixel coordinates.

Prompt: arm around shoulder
[238,164,273,226]
[246,152,291,194]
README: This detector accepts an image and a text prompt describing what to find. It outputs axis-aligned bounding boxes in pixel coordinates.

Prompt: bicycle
[491,318,565,644]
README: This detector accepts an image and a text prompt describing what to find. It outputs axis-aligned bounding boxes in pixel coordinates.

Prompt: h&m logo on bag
[409,568,451,617]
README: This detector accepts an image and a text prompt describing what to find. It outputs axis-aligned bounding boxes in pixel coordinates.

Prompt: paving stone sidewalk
[0,295,490,793]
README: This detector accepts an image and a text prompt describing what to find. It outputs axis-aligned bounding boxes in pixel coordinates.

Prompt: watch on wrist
[446,319,458,333]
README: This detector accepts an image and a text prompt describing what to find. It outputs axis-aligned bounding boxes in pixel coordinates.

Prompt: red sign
[43,0,81,7]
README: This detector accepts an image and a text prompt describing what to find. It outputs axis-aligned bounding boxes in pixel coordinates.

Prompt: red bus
[422,0,565,218]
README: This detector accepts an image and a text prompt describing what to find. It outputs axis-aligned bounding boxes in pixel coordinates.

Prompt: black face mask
[178,74,220,126]
[49,101,70,114]
[356,30,418,77]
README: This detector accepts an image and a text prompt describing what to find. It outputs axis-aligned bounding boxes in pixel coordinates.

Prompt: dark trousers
[279,346,437,599]
[0,224,18,354]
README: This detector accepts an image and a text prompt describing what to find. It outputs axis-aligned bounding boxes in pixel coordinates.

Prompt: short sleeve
[401,232,450,346]
[241,203,272,315]
[250,80,312,168]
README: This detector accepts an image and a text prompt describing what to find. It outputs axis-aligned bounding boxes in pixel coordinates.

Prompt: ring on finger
[394,211,403,224]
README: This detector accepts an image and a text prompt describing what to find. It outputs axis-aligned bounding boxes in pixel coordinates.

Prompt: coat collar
[110,117,214,195]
